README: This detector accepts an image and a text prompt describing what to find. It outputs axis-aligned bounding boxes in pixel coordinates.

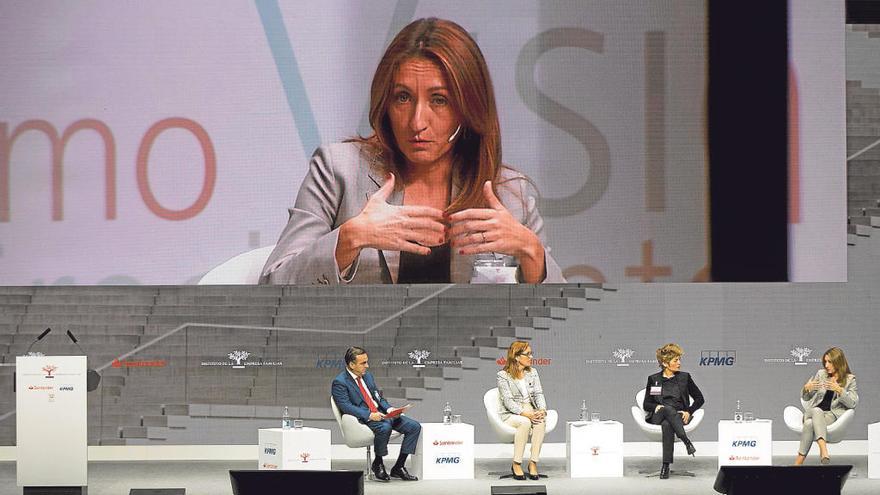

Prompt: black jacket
[642,371,705,419]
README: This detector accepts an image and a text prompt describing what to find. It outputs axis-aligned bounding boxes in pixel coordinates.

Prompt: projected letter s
[516,28,610,217]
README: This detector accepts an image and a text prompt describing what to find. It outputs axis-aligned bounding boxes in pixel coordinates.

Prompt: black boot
[659,463,670,479]
[683,438,696,456]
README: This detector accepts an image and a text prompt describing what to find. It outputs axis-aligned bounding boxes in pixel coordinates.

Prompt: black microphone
[65,329,101,392]
[24,327,52,355]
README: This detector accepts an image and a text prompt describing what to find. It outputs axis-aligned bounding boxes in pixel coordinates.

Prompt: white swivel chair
[630,388,704,477]
[330,396,401,480]
[483,388,558,478]
[197,245,276,284]
[783,404,854,446]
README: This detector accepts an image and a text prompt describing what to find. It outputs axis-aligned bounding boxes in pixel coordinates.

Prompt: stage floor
[0,456,876,495]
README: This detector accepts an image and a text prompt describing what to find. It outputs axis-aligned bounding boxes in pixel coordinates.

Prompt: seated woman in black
[642,343,704,479]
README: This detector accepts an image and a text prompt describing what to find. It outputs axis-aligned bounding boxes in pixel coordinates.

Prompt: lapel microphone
[447,124,462,143]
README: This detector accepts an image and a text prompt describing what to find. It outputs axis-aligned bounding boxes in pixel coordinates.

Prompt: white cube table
[717,419,772,467]
[869,422,880,479]
[258,427,331,470]
[566,420,624,478]
[411,422,475,480]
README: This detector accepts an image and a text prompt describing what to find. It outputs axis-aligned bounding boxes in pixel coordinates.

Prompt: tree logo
[408,349,430,368]
[299,452,310,463]
[42,364,58,378]
[612,348,635,366]
[228,350,251,369]
[790,347,812,365]
[591,446,601,456]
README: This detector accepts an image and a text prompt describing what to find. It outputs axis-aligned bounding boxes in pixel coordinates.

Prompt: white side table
[411,422,475,480]
[717,420,772,467]
[257,427,331,470]
[566,420,624,478]
[869,422,880,479]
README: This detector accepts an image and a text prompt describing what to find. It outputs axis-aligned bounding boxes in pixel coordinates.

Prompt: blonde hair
[656,343,683,370]
[823,347,853,387]
[503,340,531,379]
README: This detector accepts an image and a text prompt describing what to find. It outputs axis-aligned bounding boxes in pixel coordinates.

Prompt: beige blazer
[260,142,565,285]
[801,369,858,418]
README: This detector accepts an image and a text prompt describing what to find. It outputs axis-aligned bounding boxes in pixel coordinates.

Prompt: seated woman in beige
[795,347,858,465]
[496,341,547,480]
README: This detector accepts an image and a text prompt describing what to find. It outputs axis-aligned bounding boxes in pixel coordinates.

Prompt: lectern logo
[42,365,57,378]
[408,349,430,368]
[299,452,310,463]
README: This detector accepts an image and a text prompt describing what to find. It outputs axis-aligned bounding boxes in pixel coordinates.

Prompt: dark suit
[331,370,421,457]
[642,371,704,463]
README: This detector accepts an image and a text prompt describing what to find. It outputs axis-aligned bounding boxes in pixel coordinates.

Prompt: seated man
[331,346,421,481]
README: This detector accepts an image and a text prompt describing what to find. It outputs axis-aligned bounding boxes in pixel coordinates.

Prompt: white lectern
[16,356,88,493]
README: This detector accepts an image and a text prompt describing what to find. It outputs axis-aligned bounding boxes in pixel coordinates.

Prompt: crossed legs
[795,407,836,465]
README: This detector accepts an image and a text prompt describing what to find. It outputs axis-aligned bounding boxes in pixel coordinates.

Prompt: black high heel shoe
[683,439,696,456]
[527,460,540,480]
[511,462,526,480]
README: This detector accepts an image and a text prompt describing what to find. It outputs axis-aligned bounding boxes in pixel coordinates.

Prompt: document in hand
[384,403,413,419]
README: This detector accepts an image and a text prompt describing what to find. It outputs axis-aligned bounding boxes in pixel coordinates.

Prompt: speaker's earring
[448,124,462,143]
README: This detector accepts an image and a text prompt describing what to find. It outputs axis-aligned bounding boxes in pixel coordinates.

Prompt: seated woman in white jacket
[496,341,548,480]
[794,347,858,465]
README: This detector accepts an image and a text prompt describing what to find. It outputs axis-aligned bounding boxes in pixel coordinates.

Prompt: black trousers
[647,406,690,464]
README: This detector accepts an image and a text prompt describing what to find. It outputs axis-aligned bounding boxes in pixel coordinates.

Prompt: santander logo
[496,357,552,366]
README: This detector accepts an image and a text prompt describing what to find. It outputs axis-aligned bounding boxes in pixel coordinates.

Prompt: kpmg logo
[58,385,74,392]
[201,350,282,368]
[763,346,821,366]
[731,440,757,448]
[263,447,276,455]
[435,456,461,464]
[700,350,736,367]
[25,351,45,357]
[315,358,346,369]
[586,348,653,367]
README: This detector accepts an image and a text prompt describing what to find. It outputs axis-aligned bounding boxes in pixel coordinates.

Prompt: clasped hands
[521,409,547,425]
[350,174,540,259]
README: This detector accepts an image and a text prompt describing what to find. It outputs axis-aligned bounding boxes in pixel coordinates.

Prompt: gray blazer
[801,369,858,418]
[496,368,547,420]
[260,142,565,285]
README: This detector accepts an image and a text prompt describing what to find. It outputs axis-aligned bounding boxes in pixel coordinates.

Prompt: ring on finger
[480,232,487,243]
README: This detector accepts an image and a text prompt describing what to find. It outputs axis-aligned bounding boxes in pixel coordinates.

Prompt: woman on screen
[794,347,858,465]
[497,341,548,480]
[259,17,563,285]
[642,343,703,479]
